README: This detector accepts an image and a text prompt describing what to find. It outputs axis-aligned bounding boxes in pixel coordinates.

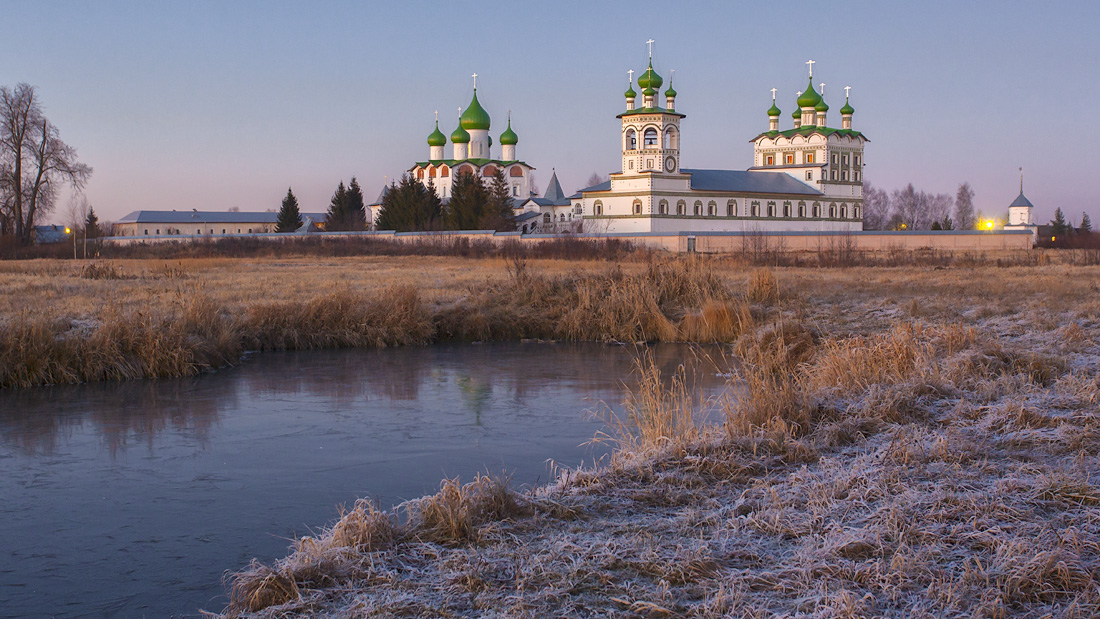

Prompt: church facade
[575,55,869,234]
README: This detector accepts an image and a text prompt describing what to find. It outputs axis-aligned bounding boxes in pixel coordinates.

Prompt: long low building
[115,210,328,237]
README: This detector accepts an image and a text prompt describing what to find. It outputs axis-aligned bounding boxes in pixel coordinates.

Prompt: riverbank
[215,260,1100,617]
[2,254,1097,388]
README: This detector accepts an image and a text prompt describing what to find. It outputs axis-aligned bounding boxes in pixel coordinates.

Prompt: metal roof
[118,210,328,224]
[682,169,823,195]
[574,171,821,197]
[543,171,566,203]
[1009,192,1034,208]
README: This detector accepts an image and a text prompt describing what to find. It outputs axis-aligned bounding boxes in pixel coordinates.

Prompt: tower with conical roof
[1007,168,1035,227]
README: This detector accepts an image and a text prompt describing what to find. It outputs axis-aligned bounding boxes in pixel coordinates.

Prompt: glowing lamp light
[64,227,71,234]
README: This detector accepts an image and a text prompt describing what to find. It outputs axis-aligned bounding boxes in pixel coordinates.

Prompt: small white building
[515,171,582,233]
[1003,172,1039,241]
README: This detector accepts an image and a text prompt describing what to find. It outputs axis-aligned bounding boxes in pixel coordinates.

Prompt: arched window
[663,127,678,150]
[560,213,565,221]
[483,165,498,177]
[593,200,603,215]
[440,165,450,177]
[509,166,524,177]
[626,129,637,150]
[841,203,848,218]
[644,128,658,147]
[812,202,821,217]
[727,200,736,216]
[767,201,776,217]
[416,168,424,179]
[829,203,837,218]
[428,165,437,178]
[783,201,791,217]
[457,164,475,176]
[854,205,861,219]
[676,200,686,215]
[692,201,702,216]
[798,201,806,217]
[633,199,642,215]
[543,213,551,224]
[659,199,668,215]
[707,201,717,216]
[574,203,583,214]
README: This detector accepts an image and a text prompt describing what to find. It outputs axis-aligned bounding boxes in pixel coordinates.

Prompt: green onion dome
[488,135,493,149]
[499,119,518,145]
[427,121,447,147]
[625,83,637,98]
[840,98,855,115]
[450,123,470,144]
[642,86,657,98]
[797,80,822,108]
[767,101,782,117]
[636,61,663,90]
[459,90,491,131]
[792,104,802,120]
[664,84,677,98]
[815,99,829,112]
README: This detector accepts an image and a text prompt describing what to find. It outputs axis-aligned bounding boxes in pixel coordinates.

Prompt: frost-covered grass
[219,262,1100,618]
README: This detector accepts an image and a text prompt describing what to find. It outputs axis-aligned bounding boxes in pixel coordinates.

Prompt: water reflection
[0,342,729,619]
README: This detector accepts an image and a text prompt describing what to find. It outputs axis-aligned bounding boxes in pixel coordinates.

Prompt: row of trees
[862,182,976,231]
[374,168,513,232]
[0,83,93,243]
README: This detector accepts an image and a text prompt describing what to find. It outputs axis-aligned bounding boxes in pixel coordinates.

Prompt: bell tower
[617,44,684,177]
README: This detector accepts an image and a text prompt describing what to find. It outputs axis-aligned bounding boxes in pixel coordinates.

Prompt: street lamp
[64,227,76,259]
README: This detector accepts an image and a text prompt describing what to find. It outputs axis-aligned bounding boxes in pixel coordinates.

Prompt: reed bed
[217,259,1100,618]
[1,257,757,388]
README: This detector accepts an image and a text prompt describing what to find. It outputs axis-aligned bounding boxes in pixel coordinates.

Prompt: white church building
[408,81,535,202]
[571,53,869,234]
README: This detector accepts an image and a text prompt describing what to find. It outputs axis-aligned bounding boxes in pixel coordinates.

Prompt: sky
[3,0,1098,225]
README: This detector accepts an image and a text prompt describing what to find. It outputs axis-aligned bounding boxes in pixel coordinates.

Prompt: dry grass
[215,258,1100,618]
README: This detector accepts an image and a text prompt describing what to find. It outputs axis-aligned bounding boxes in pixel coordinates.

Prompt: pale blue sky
[3,0,1097,224]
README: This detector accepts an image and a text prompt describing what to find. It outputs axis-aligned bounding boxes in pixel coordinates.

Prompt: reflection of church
[573,51,870,234]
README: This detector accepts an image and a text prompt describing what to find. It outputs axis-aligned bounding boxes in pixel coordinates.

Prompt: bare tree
[926,192,954,228]
[586,172,609,188]
[861,181,891,230]
[0,83,92,243]
[528,172,539,197]
[954,182,976,230]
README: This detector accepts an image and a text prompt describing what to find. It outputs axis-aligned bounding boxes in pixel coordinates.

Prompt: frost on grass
[222,268,1100,618]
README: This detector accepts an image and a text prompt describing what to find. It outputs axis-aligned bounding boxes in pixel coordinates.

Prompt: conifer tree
[1081,212,1092,234]
[325,181,347,230]
[1051,207,1068,238]
[83,206,100,238]
[276,187,303,232]
[445,169,489,230]
[377,175,443,232]
[346,177,366,230]
[484,168,515,230]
